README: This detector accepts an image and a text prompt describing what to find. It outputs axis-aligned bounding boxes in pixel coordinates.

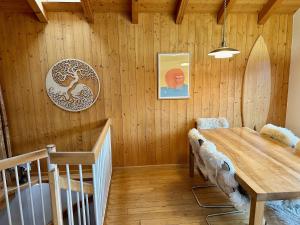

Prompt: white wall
[286,9,300,136]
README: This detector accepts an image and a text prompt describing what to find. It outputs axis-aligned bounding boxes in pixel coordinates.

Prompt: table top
[200,127,300,201]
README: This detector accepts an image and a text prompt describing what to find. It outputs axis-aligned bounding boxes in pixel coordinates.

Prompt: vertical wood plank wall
[0,12,292,166]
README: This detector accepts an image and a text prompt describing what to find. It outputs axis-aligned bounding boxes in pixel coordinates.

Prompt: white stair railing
[48,119,112,225]
[92,126,112,225]
[0,118,112,225]
[0,149,49,225]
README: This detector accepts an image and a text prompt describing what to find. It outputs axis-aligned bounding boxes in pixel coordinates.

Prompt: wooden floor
[104,165,249,225]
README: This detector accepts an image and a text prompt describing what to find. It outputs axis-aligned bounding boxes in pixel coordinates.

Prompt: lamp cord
[221,0,227,47]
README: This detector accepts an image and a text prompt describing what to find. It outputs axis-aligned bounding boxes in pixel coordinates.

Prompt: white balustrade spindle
[2,170,12,225]
[92,127,112,225]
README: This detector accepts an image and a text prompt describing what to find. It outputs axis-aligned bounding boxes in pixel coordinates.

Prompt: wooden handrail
[49,118,111,165]
[59,177,93,195]
[0,149,48,171]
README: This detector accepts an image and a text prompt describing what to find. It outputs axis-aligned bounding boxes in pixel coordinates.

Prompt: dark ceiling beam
[26,0,48,23]
[132,0,139,24]
[175,0,189,24]
[81,0,94,23]
[258,0,284,24]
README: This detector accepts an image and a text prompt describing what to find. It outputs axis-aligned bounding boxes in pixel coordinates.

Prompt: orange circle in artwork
[165,68,185,89]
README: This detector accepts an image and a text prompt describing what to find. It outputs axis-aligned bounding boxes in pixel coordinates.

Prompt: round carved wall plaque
[46,59,100,112]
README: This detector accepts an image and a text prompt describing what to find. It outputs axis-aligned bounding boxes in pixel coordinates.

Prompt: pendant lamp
[208,0,240,59]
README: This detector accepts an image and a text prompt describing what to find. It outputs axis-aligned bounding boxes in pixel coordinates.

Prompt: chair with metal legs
[188,128,249,225]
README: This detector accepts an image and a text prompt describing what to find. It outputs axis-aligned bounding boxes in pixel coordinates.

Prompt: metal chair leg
[205,210,244,225]
[192,184,234,208]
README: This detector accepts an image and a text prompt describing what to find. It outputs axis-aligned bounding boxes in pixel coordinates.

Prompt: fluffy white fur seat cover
[197,117,229,130]
[265,200,300,225]
[188,128,208,179]
[260,124,300,147]
[188,128,249,211]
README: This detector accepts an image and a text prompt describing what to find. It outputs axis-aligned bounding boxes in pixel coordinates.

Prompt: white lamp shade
[208,47,240,59]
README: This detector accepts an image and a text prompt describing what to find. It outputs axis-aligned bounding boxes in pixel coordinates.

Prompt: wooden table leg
[249,198,265,225]
[189,144,194,177]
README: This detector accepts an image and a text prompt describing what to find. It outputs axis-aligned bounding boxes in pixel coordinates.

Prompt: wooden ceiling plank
[81,0,94,23]
[217,0,236,24]
[258,0,284,24]
[175,0,189,24]
[26,0,48,23]
[132,0,139,24]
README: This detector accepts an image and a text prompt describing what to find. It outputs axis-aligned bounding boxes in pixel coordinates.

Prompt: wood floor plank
[104,165,249,225]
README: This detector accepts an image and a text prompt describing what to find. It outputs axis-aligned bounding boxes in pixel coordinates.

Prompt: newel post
[47,144,63,225]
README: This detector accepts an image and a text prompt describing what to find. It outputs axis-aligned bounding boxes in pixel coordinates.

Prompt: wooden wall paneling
[267,15,280,125]
[186,14,195,132]
[234,14,247,127]
[227,15,237,126]
[118,13,131,165]
[135,14,146,165]
[44,14,59,149]
[193,14,202,122]
[82,15,95,150]
[107,13,124,166]
[90,14,107,150]
[144,14,156,164]
[66,13,81,151]
[0,12,293,166]
[41,14,57,150]
[0,17,11,159]
[78,13,94,151]
[53,13,72,151]
[154,13,162,164]
[24,14,48,149]
[169,17,179,163]
[219,17,230,120]
[177,15,189,163]
[159,14,171,164]
[4,16,27,154]
[211,20,222,117]
[201,15,212,118]
[280,15,292,126]
[276,15,289,125]
[0,19,5,159]
[99,13,111,131]
[15,15,39,153]
[127,14,139,165]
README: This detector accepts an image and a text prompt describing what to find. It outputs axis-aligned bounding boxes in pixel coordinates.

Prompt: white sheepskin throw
[212,153,249,212]
[266,200,300,225]
[188,128,249,212]
[198,137,250,211]
[188,128,208,178]
[260,124,300,147]
[197,139,219,183]
[197,117,229,130]
[229,191,250,212]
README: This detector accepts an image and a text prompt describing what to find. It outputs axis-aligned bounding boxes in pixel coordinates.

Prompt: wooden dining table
[200,127,300,225]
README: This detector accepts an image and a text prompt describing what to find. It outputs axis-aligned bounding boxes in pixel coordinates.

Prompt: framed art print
[158,53,190,99]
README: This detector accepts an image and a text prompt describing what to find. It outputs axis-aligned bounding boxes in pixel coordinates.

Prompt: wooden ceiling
[0,0,300,24]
